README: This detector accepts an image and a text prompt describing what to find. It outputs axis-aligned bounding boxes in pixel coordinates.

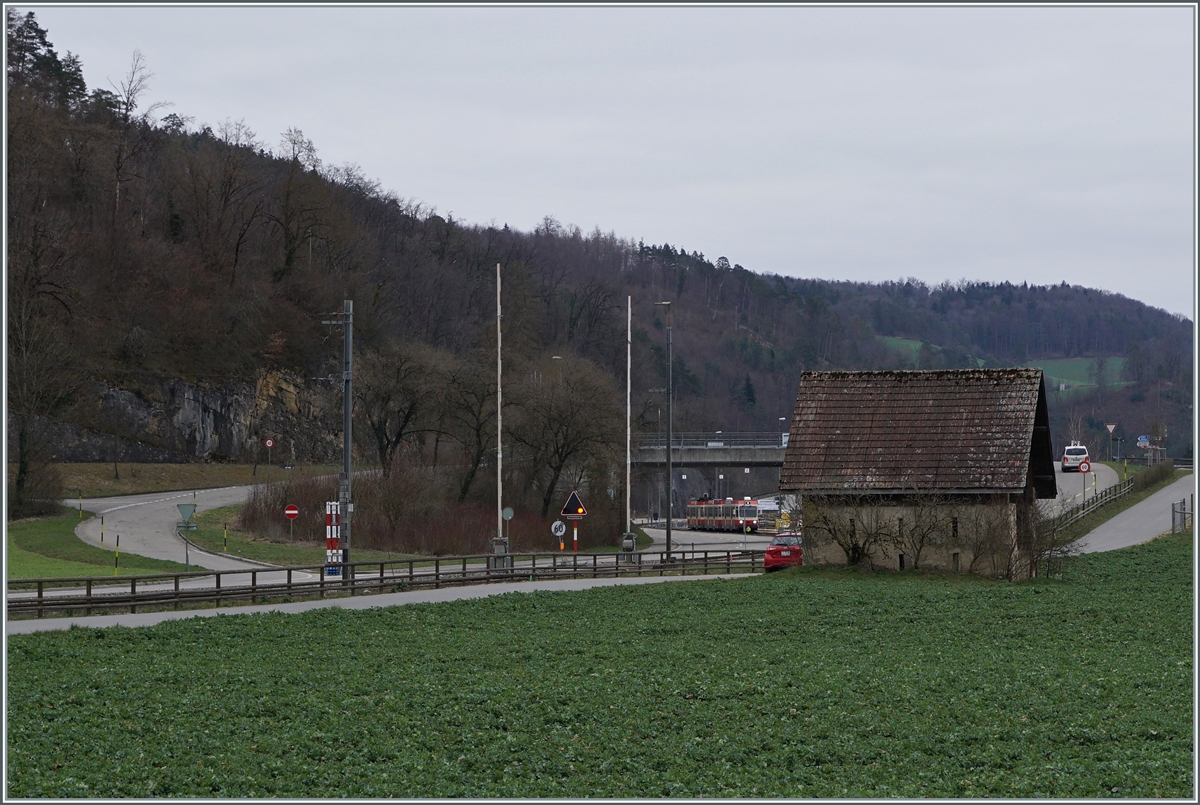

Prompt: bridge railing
[634,432,788,449]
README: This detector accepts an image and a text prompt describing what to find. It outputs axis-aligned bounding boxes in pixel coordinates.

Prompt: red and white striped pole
[326,501,342,576]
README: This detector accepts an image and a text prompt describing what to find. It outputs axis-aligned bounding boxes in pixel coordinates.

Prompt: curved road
[68,487,263,572]
[1040,463,1121,518]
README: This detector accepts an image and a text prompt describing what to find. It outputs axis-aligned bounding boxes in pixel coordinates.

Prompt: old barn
[780,368,1057,577]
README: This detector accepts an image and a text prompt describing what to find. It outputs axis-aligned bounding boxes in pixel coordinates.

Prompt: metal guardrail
[634,432,788,449]
[1049,476,1134,532]
[7,550,765,619]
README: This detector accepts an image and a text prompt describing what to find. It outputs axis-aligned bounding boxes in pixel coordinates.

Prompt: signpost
[551,520,567,551]
[560,491,587,552]
[264,437,274,466]
[176,503,197,531]
[1105,423,1117,461]
[490,506,515,570]
[285,503,298,540]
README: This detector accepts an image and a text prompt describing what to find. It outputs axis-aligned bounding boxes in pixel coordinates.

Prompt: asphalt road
[1039,463,1121,518]
[66,487,263,572]
[1074,474,1195,553]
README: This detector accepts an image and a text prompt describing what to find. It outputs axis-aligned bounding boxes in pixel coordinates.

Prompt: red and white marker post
[325,501,342,577]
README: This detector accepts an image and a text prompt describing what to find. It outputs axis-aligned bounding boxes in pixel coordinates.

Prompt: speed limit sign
[1079,460,1091,474]
[551,520,567,538]
[264,438,274,449]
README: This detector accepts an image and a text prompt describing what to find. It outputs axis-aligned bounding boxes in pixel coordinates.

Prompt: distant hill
[8,9,1193,472]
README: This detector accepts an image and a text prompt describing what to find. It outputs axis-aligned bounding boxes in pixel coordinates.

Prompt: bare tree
[265,127,327,282]
[176,119,264,286]
[109,50,169,221]
[893,493,952,570]
[437,351,497,503]
[803,494,892,567]
[954,503,1014,575]
[509,353,622,517]
[353,340,442,477]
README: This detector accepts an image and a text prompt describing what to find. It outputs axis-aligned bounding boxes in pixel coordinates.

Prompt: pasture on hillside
[6,534,1193,798]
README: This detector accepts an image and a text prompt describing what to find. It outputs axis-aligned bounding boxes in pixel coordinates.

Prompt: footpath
[1074,474,1195,553]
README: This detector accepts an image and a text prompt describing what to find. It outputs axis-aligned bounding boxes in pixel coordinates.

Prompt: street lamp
[654,301,673,559]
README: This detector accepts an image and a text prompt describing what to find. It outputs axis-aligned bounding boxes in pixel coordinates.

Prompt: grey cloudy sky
[25,4,1197,319]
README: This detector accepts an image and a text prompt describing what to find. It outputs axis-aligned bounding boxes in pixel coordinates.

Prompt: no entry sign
[284,504,299,520]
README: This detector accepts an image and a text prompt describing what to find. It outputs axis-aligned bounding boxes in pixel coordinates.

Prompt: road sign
[560,490,587,519]
[284,504,299,520]
[264,438,275,448]
[1105,423,1117,434]
[177,503,196,521]
[551,520,566,537]
[1138,435,1150,449]
[1079,461,1091,474]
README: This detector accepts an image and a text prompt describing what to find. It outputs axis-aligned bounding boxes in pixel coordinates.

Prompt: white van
[1062,442,1089,472]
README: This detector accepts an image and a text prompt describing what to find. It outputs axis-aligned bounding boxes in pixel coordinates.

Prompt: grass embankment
[6,507,190,578]
[186,505,419,566]
[7,533,1192,798]
[186,506,652,566]
[44,462,343,499]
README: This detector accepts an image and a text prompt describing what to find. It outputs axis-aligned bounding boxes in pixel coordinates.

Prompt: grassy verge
[185,505,420,566]
[7,533,1191,798]
[7,507,190,579]
[42,462,344,500]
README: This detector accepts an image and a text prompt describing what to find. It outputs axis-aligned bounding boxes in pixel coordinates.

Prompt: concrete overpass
[632,432,787,468]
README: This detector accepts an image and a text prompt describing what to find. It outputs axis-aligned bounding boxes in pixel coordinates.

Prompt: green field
[6,534,1192,798]
[880,336,923,362]
[1024,358,1128,391]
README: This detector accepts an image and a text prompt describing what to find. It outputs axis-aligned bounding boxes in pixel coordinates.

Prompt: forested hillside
[8,10,1192,532]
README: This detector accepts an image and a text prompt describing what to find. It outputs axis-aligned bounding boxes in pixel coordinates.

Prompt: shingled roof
[780,369,1056,498]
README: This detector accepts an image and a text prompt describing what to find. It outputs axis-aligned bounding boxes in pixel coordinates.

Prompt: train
[686,495,760,532]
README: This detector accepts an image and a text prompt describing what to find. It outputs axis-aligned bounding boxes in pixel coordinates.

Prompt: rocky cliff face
[26,372,345,463]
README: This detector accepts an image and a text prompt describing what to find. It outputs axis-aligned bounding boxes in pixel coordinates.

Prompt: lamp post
[654,301,673,559]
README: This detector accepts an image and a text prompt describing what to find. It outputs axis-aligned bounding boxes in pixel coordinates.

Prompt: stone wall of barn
[798,495,1031,578]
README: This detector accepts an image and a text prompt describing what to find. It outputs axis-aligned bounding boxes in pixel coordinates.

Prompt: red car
[764,533,803,571]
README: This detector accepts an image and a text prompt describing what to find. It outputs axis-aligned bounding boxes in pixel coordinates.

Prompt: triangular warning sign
[1105,423,1117,434]
[560,490,587,519]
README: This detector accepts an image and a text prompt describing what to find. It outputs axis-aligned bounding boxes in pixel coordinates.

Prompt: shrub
[1133,459,1175,492]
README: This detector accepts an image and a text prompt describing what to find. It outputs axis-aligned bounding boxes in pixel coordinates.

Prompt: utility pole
[654,300,673,559]
[497,263,503,546]
[323,300,353,581]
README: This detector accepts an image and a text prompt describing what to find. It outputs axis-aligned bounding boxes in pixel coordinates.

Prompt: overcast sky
[24,4,1197,319]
